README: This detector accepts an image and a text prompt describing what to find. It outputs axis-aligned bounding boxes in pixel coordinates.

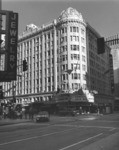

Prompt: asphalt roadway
[0,113,119,150]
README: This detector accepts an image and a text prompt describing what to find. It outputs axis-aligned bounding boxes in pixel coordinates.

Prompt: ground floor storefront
[1,91,114,116]
[94,94,114,114]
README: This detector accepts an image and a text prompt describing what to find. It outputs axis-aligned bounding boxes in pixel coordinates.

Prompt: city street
[0,113,119,150]
[1,1,119,150]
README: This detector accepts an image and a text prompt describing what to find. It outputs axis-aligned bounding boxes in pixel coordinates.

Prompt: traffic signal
[0,91,3,99]
[0,86,3,99]
[97,37,105,54]
[23,59,28,71]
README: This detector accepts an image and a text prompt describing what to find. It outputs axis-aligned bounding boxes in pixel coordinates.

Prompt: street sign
[6,12,18,78]
[0,10,18,82]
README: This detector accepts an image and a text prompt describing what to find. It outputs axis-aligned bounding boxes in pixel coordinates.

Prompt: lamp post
[65,69,73,112]
[66,69,73,93]
[11,74,23,104]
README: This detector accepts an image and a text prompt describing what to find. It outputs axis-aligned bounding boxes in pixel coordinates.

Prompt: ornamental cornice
[18,8,87,43]
[18,24,54,43]
[57,7,86,25]
[56,19,86,28]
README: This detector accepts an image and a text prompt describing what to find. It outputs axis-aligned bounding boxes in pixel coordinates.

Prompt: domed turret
[58,7,85,23]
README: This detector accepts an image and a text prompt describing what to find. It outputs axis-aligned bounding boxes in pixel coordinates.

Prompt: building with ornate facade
[2,7,114,109]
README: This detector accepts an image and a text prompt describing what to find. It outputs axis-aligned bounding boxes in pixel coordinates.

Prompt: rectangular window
[77,27,79,32]
[82,64,86,71]
[77,45,80,51]
[71,54,73,60]
[71,45,72,50]
[48,33,50,39]
[82,55,86,62]
[70,27,72,32]
[81,37,85,43]
[81,28,85,35]
[63,74,65,80]
[65,45,67,51]
[62,28,64,34]
[74,73,78,79]
[73,45,77,50]
[70,36,72,41]
[64,36,67,42]
[73,27,76,32]
[65,27,67,33]
[71,64,73,70]
[74,54,77,60]
[82,46,85,52]
[77,36,79,41]
[62,55,65,61]
[83,74,86,80]
[48,77,50,82]
[78,54,80,60]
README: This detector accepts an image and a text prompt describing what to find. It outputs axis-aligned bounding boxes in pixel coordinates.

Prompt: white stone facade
[2,7,112,104]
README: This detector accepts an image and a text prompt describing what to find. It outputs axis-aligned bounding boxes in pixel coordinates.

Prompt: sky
[2,0,119,38]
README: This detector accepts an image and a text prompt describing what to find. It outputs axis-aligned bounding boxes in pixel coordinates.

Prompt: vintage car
[35,111,50,122]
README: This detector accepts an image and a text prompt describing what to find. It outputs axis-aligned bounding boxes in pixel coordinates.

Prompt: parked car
[35,111,50,122]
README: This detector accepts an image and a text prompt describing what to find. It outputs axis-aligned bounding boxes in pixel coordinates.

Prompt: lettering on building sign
[7,12,18,72]
[0,11,18,82]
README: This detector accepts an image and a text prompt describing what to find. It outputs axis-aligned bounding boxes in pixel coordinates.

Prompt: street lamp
[12,74,23,104]
[65,69,73,93]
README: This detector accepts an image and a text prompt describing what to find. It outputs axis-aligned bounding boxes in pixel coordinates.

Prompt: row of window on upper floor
[61,72,86,80]
[17,70,86,83]
[71,63,86,71]
[18,32,86,57]
[89,53,107,66]
[5,74,87,95]
[18,61,86,79]
[7,83,88,95]
[90,68,109,79]
[59,45,85,53]
[18,43,86,60]
[17,53,86,71]
[58,26,85,34]
[57,63,86,72]
[90,77,108,88]
[71,54,86,62]
[70,26,85,34]
[60,36,85,43]
[19,26,85,49]
[90,59,106,71]
[61,83,86,91]
[18,42,78,58]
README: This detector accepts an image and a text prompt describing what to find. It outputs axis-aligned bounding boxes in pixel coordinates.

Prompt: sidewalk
[0,114,101,126]
[0,117,31,126]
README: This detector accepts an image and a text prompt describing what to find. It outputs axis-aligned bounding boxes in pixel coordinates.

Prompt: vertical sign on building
[109,54,115,93]
[0,11,18,81]
[5,12,18,80]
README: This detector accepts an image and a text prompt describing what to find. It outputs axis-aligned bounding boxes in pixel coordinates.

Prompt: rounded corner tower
[57,7,86,26]
[56,7,87,93]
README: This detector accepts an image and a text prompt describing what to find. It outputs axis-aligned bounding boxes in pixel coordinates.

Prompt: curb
[0,119,31,126]
[0,114,103,127]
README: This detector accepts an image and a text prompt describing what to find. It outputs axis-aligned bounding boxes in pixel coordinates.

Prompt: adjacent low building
[106,34,119,110]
